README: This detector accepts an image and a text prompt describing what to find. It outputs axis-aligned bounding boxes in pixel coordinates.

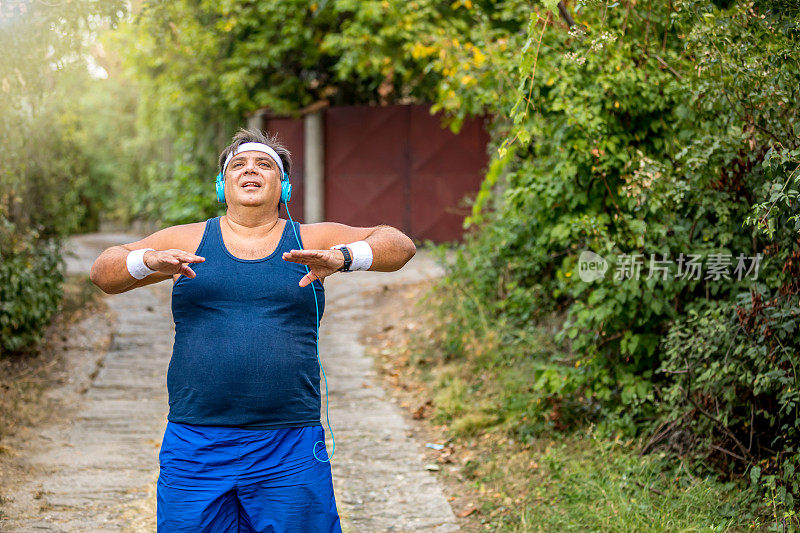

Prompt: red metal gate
[324,104,489,242]
[258,104,489,241]
[409,105,490,242]
[324,105,408,232]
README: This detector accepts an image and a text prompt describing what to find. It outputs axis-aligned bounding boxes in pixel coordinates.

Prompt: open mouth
[241,181,261,190]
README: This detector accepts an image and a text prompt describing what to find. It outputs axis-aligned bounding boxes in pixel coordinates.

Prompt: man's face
[225,150,282,208]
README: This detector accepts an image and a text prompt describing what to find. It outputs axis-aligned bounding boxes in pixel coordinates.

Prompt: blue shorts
[157,422,341,533]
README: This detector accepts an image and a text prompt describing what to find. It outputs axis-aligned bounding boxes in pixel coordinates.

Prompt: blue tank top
[168,216,325,429]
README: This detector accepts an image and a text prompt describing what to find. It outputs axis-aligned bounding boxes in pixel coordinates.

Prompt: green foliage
[110,0,386,224]
[660,297,800,524]
[747,147,800,240]
[0,1,125,356]
[366,0,800,522]
[0,231,64,354]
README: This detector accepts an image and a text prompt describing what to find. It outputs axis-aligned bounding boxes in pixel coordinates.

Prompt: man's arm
[89,225,204,295]
[315,222,416,272]
[282,223,416,286]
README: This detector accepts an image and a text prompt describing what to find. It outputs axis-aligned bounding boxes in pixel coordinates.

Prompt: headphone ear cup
[280,174,292,204]
[215,172,226,203]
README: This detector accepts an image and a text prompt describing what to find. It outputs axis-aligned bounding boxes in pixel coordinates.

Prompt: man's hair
[219,128,292,177]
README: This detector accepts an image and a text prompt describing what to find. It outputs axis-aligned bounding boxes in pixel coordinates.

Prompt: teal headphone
[215,170,292,204]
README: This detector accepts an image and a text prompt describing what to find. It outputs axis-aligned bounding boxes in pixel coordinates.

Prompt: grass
[456,430,754,532]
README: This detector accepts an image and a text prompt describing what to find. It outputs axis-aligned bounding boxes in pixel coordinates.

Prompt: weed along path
[1,232,458,532]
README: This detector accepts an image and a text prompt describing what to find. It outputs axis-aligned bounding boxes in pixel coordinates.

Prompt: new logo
[578,251,608,282]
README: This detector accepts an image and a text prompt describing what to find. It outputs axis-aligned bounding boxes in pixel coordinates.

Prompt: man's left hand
[282,249,345,287]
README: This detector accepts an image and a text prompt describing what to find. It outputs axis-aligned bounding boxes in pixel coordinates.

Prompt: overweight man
[89,128,416,532]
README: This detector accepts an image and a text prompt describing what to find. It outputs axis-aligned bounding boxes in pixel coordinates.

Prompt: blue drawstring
[284,204,335,463]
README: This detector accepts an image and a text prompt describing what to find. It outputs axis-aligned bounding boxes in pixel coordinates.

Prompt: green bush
[0,219,64,355]
[660,295,799,518]
[385,0,799,521]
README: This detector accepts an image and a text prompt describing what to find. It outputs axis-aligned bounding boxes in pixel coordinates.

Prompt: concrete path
[322,259,458,533]
[1,232,458,532]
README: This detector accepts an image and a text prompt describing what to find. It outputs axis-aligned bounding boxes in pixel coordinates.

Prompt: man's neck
[223,208,281,239]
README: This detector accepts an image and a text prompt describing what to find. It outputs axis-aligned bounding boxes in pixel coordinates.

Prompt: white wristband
[126,248,157,280]
[347,240,373,271]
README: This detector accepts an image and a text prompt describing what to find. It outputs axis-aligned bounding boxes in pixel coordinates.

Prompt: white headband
[222,142,285,178]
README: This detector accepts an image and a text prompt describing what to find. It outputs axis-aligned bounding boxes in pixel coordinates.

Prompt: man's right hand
[144,249,205,278]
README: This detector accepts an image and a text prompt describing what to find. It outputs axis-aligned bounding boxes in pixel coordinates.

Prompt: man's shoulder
[124,219,210,254]
[296,221,323,250]
[156,220,208,240]
[296,221,345,249]
[161,221,209,251]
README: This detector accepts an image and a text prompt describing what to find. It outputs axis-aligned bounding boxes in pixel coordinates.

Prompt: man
[89,128,416,532]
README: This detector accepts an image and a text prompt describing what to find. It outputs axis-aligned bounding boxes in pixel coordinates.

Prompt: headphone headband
[222,142,285,178]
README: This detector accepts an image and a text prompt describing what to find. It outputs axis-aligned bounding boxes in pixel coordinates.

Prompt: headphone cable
[284,202,335,463]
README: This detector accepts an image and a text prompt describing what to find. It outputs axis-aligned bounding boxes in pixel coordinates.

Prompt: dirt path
[1,232,458,532]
